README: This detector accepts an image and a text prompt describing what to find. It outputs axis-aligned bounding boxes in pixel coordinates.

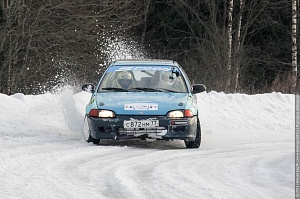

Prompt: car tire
[184,118,201,149]
[92,139,100,145]
[83,116,100,145]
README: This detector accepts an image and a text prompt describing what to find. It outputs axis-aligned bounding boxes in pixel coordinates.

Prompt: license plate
[123,120,159,128]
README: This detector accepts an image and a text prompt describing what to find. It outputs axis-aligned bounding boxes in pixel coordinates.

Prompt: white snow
[0,88,295,199]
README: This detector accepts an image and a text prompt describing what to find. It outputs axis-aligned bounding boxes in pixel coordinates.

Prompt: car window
[97,66,188,93]
[178,65,192,91]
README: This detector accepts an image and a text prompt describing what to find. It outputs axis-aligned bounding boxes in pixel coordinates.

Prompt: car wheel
[92,138,100,145]
[185,118,201,149]
[83,116,100,145]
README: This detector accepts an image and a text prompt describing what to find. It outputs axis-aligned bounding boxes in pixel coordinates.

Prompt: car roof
[110,59,179,67]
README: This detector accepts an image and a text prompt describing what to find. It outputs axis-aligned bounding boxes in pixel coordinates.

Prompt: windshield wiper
[101,87,130,92]
[134,87,182,93]
[130,87,163,92]
[102,87,181,93]
[155,88,182,93]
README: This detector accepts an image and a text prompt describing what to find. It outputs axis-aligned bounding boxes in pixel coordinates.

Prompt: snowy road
[0,89,295,199]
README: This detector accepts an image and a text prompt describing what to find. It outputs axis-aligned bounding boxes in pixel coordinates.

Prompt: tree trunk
[232,0,244,93]
[6,0,12,95]
[226,0,234,93]
[291,0,298,93]
[141,0,150,46]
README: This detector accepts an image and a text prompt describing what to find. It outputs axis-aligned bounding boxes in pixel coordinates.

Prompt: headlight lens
[98,110,115,118]
[168,110,184,118]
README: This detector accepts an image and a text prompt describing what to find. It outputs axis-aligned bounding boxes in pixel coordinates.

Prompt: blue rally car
[82,59,206,148]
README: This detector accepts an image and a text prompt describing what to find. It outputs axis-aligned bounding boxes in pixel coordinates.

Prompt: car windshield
[97,66,188,93]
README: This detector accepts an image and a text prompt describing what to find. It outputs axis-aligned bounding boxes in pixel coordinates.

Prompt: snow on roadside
[0,90,295,147]
[197,91,294,149]
[0,88,90,138]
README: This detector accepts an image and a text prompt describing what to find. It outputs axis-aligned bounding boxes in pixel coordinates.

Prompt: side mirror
[82,83,95,93]
[192,84,206,94]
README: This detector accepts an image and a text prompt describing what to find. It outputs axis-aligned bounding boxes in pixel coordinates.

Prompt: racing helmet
[117,71,133,89]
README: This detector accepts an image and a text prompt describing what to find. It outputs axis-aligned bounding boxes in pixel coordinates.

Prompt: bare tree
[0,0,137,94]
[156,0,269,92]
[226,0,234,92]
[141,0,151,45]
[0,0,33,94]
[232,0,244,93]
[0,0,297,94]
[292,0,298,93]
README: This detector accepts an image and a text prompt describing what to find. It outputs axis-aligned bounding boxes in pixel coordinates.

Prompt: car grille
[118,127,166,134]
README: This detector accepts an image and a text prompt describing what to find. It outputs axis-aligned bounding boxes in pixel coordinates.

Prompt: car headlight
[167,110,193,118]
[89,109,115,118]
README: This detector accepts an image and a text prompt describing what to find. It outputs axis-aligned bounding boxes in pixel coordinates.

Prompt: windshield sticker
[112,66,172,72]
[124,103,158,110]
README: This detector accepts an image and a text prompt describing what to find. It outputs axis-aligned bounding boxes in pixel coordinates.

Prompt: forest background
[0,0,299,95]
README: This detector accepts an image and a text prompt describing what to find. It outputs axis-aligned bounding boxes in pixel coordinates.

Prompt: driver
[117,71,134,89]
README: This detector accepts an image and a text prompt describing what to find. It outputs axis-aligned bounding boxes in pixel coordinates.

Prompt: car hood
[95,92,190,115]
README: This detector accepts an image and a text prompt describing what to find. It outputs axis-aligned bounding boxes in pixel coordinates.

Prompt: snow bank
[197,91,295,149]
[0,89,91,138]
[0,90,294,141]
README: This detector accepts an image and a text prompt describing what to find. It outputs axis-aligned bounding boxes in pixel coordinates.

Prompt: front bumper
[86,115,198,141]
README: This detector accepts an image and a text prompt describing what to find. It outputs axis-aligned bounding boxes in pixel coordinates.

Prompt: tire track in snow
[0,137,294,199]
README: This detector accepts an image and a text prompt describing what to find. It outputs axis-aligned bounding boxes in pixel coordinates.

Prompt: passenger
[155,71,176,90]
